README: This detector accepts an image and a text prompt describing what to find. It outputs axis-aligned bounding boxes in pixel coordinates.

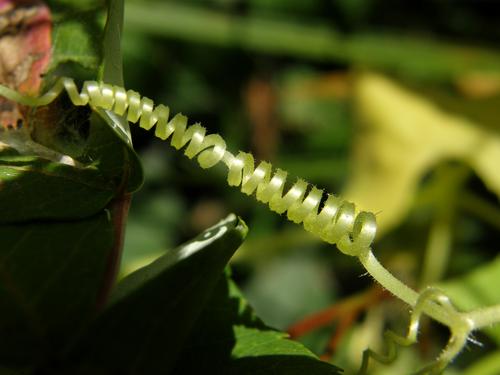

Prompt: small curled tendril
[359,287,472,375]
[0,77,377,257]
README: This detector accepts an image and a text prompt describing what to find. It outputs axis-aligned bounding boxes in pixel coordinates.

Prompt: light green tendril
[2,78,499,374]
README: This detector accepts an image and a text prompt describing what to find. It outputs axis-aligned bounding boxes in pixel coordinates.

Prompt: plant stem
[358,249,453,326]
[359,249,418,306]
[467,304,500,330]
[96,192,132,310]
[420,210,453,286]
[420,164,468,286]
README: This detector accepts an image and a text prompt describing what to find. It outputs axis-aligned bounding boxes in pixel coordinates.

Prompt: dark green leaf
[62,215,247,374]
[0,148,114,223]
[0,110,143,223]
[0,211,114,366]
[174,270,343,375]
[88,110,143,194]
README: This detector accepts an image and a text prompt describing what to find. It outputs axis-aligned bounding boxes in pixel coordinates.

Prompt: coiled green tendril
[360,287,473,374]
[0,77,377,258]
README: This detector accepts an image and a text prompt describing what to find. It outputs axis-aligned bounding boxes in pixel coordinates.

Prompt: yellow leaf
[343,73,500,235]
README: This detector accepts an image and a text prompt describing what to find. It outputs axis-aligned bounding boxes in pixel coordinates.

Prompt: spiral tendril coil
[0,77,377,256]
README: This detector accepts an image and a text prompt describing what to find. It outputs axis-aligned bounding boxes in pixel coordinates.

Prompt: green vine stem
[420,165,469,287]
[468,305,500,330]
[1,78,499,373]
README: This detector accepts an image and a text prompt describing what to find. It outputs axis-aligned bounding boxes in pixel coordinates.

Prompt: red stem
[95,192,132,310]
